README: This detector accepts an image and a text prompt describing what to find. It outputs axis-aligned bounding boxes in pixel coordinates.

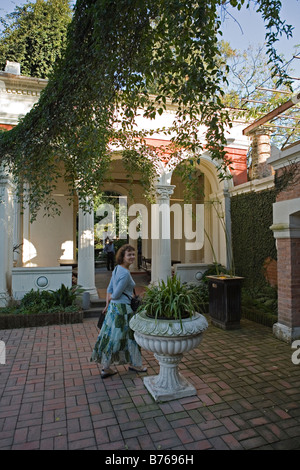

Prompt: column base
[78,286,99,302]
[0,290,10,308]
[86,288,99,301]
[273,322,300,343]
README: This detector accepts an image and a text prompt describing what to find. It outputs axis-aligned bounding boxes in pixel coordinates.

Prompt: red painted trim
[145,139,248,185]
[0,124,14,130]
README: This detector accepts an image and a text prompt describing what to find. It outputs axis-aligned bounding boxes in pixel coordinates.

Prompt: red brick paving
[1,316,300,451]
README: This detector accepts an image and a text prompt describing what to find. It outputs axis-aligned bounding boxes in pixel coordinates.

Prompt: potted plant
[129,275,208,402]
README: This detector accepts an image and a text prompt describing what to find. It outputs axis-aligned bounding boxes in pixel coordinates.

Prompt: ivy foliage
[0,0,73,79]
[0,0,294,219]
[231,189,277,290]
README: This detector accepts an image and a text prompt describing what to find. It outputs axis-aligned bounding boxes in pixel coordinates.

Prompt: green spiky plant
[140,275,202,321]
[49,284,84,308]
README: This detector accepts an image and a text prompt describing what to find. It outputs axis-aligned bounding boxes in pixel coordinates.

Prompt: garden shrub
[0,284,82,316]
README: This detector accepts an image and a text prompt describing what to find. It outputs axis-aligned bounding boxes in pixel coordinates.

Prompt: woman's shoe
[128,365,147,373]
[101,369,117,378]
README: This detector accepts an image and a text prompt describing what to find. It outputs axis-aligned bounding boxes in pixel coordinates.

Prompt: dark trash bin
[207,275,244,330]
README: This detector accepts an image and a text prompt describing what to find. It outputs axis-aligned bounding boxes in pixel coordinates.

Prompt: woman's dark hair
[115,244,135,265]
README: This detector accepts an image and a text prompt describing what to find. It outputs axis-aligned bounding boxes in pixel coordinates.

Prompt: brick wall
[276,161,300,202]
[263,256,278,287]
[277,238,300,328]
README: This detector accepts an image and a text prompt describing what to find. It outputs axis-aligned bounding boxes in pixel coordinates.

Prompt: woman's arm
[111,271,130,300]
[103,270,114,313]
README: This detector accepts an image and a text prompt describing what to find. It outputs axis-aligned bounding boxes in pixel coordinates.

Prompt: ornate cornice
[0,73,47,125]
[0,73,47,102]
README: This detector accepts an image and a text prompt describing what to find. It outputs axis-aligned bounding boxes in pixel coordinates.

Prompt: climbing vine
[0,0,294,219]
[231,188,277,289]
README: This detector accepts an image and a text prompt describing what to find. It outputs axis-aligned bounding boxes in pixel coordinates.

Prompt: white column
[0,170,14,306]
[128,212,139,271]
[13,195,23,267]
[128,234,138,271]
[22,191,32,266]
[77,200,98,299]
[151,184,175,284]
[184,201,195,263]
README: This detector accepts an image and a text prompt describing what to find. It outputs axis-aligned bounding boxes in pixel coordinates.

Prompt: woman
[91,244,147,378]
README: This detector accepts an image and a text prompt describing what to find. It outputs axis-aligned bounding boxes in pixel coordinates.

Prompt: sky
[0,0,299,78]
[220,0,300,79]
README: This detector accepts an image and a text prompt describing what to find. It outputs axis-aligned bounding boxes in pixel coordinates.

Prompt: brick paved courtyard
[1,315,300,451]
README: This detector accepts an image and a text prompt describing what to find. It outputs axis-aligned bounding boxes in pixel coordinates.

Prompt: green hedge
[0,285,84,329]
[242,307,277,328]
[241,284,278,327]
[231,188,277,290]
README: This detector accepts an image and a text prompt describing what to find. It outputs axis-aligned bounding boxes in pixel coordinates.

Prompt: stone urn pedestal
[129,311,208,402]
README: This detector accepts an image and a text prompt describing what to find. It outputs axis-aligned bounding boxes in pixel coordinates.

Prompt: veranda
[0,62,300,343]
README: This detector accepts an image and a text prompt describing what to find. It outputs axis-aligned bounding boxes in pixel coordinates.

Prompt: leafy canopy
[0,0,294,219]
[0,0,73,79]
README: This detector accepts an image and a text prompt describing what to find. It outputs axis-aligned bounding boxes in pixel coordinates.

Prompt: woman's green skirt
[90,301,142,368]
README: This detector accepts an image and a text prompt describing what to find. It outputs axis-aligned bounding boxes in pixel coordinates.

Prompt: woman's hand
[103,292,112,314]
[102,305,108,314]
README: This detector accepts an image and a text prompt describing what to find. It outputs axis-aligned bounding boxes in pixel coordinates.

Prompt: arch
[170,150,234,194]
[94,185,128,242]
[99,182,130,202]
[169,151,233,268]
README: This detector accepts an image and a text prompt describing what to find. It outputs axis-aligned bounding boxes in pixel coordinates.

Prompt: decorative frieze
[1,88,41,97]
[0,72,47,126]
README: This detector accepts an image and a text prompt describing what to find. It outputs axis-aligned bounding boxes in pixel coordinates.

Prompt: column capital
[154,184,175,200]
[248,126,272,137]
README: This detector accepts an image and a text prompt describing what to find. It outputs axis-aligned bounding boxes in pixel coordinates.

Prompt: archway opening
[93,190,129,268]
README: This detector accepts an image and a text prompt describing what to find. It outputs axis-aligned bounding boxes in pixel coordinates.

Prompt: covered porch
[0,147,245,306]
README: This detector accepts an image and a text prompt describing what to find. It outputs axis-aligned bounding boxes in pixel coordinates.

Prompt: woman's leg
[128,335,147,372]
[101,354,117,377]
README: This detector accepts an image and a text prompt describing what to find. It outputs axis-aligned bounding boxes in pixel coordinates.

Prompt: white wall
[22,177,76,267]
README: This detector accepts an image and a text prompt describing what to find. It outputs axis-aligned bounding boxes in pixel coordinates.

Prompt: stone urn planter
[129,275,209,401]
[130,311,208,402]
